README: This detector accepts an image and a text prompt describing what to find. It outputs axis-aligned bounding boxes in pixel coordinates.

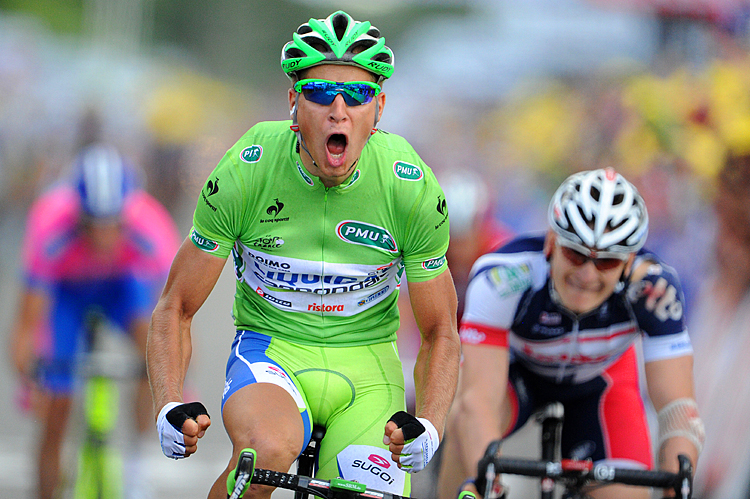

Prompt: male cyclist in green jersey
[147,11,461,499]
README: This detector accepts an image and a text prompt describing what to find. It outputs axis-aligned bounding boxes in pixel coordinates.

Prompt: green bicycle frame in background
[72,312,126,499]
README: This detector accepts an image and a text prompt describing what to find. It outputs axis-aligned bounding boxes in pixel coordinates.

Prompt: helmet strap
[290,93,320,171]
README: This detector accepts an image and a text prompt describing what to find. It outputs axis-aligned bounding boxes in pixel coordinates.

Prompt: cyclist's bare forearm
[147,238,227,416]
[413,329,460,430]
[455,345,511,474]
[409,271,460,433]
[147,300,194,415]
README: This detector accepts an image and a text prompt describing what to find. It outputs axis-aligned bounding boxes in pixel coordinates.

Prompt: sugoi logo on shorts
[368,454,391,469]
[393,161,423,181]
[336,221,398,253]
[240,145,263,163]
[351,459,396,485]
[422,256,445,271]
[191,229,219,252]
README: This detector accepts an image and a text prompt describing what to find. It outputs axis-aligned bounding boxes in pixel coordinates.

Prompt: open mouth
[326,133,348,167]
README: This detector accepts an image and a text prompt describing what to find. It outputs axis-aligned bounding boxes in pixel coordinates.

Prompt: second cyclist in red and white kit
[439,168,704,499]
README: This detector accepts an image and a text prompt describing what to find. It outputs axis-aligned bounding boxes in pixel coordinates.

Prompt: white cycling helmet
[548,168,648,254]
[74,143,136,218]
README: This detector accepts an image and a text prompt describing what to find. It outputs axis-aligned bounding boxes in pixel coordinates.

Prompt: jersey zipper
[320,188,329,325]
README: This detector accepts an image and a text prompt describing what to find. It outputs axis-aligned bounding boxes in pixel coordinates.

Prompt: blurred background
[3,0,750,498]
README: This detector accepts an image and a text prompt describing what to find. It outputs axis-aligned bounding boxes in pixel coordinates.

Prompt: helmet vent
[372,52,391,63]
[331,13,349,41]
[297,24,312,35]
[285,47,305,59]
[591,186,600,201]
[350,39,375,55]
[306,39,329,54]
[367,27,381,37]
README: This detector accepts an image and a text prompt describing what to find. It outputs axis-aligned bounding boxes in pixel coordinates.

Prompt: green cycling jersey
[191,120,450,346]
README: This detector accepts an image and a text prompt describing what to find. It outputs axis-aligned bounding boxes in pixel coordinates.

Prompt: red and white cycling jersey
[460,235,693,384]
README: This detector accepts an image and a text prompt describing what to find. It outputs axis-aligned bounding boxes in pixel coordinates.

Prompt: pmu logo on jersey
[435,195,448,229]
[336,221,398,253]
[191,229,219,253]
[240,145,263,163]
[422,255,446,271]
[393,161,423,181]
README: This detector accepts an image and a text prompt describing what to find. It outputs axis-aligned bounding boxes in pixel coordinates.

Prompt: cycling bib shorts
[223,330,409,495]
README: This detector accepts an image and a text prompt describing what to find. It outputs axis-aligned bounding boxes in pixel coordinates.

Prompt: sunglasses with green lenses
[294,79,381,107]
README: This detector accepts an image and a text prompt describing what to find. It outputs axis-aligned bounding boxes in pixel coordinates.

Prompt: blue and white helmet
[74,143,136,218]
[548,168,649,254]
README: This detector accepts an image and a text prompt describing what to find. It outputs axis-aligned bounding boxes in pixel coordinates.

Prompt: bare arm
[455,344,510,477]
[10,287,48,380]
[645,355,700,473]
[405,269,461,437]
[147,237,227,418]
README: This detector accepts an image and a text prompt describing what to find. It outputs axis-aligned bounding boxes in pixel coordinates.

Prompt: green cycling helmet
[281,10,394,82]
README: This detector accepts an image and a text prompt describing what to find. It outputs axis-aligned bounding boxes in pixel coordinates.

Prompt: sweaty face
[546,233,632,314]
[289,64,385,187]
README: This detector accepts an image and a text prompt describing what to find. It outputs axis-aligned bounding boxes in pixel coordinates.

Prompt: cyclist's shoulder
[468,234,547,294]
[122,190,181,253]
[216,121,296,181]
[625,248,687,333]
[629,249,682,284]
[25,183,80,241]
[472,234,547,274]
[363,130,441,203]
[368,128,418,154]
[230,120,294,153]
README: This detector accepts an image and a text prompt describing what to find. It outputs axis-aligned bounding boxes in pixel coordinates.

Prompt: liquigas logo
[336,221,398,253]
[422,255,446,271]
[393,161,423,181]
[191,229,220,253]
[240,145,263,163]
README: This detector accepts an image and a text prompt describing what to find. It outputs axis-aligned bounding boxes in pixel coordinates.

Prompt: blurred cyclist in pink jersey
[10,143,181,499]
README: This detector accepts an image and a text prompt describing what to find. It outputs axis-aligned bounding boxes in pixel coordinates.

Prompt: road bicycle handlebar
[480,453,692,499]
[229,448,416,499]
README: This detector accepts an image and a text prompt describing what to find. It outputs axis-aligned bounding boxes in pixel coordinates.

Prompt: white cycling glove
[156,401,210,459]
[387,411,440,473]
